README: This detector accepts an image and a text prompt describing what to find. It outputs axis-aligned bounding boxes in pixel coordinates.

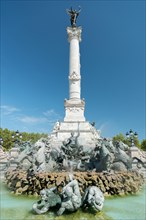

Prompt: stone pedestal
[9,147,19,160]
[64,99,85,122]
[129,146,146,179]
[0,148,9,177]
[9,146,19,169]
[51,121,100,149]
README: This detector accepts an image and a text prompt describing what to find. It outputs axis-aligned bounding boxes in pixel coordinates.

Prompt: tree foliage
[141,139,146,151]
[0,128,48,151]
[113,133,126,144]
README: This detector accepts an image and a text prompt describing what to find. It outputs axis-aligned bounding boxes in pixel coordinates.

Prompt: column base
[64,98,85,122]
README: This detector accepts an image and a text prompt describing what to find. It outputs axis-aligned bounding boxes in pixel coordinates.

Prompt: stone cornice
[64,99,85,107]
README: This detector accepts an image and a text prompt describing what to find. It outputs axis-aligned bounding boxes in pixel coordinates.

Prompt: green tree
[113,133,125,143]
[132,136,140,148]
[0,128,14,151]
[113,133,129,146]
[141,139,146,151]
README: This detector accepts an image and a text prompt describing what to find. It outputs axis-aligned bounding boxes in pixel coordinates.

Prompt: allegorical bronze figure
[66,6,81,27]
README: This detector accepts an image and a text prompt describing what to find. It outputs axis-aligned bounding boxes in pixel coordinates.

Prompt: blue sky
[1,0,145,140]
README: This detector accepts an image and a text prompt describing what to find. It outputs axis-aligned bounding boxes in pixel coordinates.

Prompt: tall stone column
[64,26,85,122]
[68,26,81,100]
[51,10,101,147]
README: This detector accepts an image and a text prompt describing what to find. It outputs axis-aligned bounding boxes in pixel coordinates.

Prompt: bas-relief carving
[68,107,81,112]
[69,71,80,81]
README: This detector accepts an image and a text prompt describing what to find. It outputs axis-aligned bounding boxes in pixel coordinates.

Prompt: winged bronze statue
[66,6,81,27]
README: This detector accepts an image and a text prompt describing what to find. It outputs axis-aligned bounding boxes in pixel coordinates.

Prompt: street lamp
[126,129,138,147]
[12,130,22,147]
[0,137,3,148]
[9,130,22,165]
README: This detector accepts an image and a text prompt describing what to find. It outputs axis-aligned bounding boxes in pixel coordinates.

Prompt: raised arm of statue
[76,130,80,138]
[66,9,72,16]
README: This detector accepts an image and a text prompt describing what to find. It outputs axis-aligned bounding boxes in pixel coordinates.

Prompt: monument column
[64,26,85,122]
[67,27,81,100]
[51,8,100,146]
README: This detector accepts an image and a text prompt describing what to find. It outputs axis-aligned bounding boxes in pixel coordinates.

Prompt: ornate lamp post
[12,130,22,147]
[9,130,22,168]
[126,129,138,147]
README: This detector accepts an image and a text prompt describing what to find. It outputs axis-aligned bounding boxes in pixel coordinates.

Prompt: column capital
[67,26,82,42]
